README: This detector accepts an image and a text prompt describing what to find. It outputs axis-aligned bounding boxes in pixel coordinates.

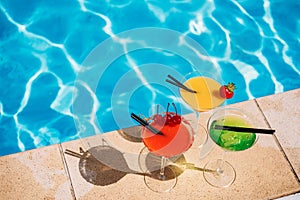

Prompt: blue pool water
[0,0,299,156]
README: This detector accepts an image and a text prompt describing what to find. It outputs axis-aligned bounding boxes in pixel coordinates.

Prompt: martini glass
[169,70,226,161]
[134,102,198,193]
[203,108,258,188]
[179,70,226,112]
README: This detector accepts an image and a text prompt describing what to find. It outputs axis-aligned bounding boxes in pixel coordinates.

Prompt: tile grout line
[58,143,77,200]
[254,99,300,184]
[273,191,300,200]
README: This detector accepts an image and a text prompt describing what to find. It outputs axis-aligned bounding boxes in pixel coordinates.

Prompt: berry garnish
[171,103,181,124]
[153,105,165,125]
[153,115,164,124]
[163,102,182,126]
[219,82,236,99]
[164,103,173,125]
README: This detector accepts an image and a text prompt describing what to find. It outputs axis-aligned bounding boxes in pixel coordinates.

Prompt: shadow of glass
[68,145,145,186]
[65,145,187,186]
[65,144,209,187]
[142,151,186,180]
[117,126,142,143]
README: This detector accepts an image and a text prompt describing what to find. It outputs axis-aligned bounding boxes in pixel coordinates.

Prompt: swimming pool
[0,0,299,156]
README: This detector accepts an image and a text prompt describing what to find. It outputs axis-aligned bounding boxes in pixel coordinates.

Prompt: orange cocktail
[131,102,197,193]
[180,76,225,111]
[142,121,194,158]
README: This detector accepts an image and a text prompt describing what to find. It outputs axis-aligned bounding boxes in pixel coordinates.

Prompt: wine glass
[133,102,199,193]
[203,108,258,188]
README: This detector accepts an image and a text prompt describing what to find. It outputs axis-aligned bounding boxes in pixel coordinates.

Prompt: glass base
[138,147,183,173]
[144,166,177,193]
[203,159,236,188]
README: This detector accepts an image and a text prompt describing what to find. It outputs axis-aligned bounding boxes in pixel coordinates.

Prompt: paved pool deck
[1,89,300,200]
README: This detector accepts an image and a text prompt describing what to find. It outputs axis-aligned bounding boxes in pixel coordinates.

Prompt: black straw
[166,75,197,93]
[213,125,275,134]
[130,113,164,135]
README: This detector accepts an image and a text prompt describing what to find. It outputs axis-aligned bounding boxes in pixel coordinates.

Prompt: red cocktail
[132,103,197,193]
[142,120,194,158]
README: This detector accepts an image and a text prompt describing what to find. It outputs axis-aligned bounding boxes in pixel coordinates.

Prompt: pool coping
[1,88,300,199]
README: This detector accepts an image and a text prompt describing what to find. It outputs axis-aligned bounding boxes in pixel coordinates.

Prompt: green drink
[210,116,256,151]
[203,108,259,188]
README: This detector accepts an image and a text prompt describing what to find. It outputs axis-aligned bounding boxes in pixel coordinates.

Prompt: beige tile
[276,192,300,200]
[256,89,300,179]
[62,100,300,200]
[0,145,73,200]
[198,100,300,199]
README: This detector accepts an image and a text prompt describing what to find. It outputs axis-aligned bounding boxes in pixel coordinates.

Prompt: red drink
[131,102,197,193]
[142,122,194,158]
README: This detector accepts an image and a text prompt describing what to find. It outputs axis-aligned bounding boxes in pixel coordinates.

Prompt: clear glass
[179,70,226,112]
[139,102,199,193]
[203,108,258,188]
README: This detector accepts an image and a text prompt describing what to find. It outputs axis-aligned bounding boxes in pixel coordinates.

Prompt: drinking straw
[213,125,275,134]
[64,149,82,158]
[166,74,197,93]
[130,113,164,135]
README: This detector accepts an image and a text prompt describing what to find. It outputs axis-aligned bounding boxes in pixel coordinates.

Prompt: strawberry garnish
[219,82,236,99]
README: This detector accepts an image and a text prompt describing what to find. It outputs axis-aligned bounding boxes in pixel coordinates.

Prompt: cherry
[163,102,182,126]
[153,105,165,125]
[153,114,164,125]
[171,103,181,124]
[165,114,173,125]
[163,103,174,125]
[172,115,181,124]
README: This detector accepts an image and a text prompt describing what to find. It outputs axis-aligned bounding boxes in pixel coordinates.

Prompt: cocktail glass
[174,70,226,162]
[139,103,198,193]
[203,108,258,188]
[179,70,226,112]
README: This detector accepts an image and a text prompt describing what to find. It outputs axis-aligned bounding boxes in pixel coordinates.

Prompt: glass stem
[217,151,227,174]
[159,156,167,177]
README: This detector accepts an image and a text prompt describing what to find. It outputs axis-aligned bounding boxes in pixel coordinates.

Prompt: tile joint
[58,144,77,200]
[254,99,300,184]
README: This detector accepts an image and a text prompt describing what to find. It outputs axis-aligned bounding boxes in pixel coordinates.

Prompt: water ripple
[0,0,299,156]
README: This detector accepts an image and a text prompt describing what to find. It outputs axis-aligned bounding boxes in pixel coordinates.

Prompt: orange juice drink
[142,122,194,158]
[180,76,225,111]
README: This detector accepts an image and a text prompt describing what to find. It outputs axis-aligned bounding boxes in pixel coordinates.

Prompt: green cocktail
[210,116,256,151]
[203,108,258,188]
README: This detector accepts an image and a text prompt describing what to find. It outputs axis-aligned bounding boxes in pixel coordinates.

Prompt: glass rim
[207,107,259,151]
